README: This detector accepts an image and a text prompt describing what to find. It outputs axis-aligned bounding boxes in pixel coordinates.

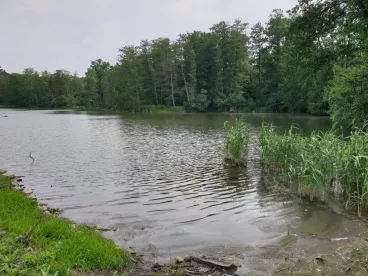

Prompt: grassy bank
[259,123,368,216]
[0,173,129,276]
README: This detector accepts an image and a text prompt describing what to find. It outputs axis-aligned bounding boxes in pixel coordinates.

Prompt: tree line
[0,0,367,126]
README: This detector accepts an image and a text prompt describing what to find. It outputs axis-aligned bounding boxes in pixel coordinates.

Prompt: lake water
[0,110,332,256]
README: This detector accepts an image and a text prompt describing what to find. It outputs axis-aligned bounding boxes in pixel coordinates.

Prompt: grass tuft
[223,119,251,165]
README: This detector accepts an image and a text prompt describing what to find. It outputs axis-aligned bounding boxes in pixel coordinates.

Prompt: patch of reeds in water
[259,122,368,216]
[223,119,251,166]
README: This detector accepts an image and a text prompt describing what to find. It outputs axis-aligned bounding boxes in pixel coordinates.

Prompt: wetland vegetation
[223,119,251,166]
[259,123,368,216]
[223,117,368,217]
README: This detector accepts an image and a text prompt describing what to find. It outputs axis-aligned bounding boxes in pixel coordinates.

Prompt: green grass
[259,123,368,216]
[141,105,185,114]
[0,173,129,275]
[223,119,251,165]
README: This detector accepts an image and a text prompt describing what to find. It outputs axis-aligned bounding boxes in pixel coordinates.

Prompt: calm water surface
[0,110,331,256]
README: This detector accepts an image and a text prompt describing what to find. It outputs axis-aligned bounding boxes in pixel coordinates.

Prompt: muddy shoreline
[76,205,368,275]
[2,168,368,275]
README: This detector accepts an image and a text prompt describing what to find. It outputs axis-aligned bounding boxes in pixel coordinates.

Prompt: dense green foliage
[224,119,251,165]
[260,123,368,216]
[0,174,129,275]
[0,0,367,126]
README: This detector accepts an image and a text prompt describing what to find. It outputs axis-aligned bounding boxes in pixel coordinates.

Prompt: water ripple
[0,110,331,255]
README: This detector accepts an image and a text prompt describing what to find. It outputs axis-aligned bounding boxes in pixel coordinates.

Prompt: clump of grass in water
[259,123,368,216]
[224,119,251,166]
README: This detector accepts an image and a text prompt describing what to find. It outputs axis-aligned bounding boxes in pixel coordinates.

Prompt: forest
[0,0,367,126]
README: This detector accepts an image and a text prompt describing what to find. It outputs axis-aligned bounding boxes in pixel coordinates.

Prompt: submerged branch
[29,151,35,164]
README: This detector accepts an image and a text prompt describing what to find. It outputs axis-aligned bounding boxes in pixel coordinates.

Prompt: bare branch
[29,152,35,164]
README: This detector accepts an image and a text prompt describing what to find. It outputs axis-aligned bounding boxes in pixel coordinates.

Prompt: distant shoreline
[0,106,331,119]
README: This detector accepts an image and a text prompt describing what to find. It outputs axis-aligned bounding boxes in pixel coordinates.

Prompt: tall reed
[224,119,251,165]
[259,123,368,216]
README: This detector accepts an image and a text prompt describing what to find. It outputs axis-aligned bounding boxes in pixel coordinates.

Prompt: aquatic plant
[224,119,251,165]
[340,128,368,216]
[259,123,304,175]
[259,123,368,216]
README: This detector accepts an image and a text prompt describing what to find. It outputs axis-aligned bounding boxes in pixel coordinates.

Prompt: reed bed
[259,123,368,216]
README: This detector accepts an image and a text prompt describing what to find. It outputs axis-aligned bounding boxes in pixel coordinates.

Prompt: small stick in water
[29,152,35,163]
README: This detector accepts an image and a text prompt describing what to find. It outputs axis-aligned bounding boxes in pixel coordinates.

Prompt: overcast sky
[1,0,297,76]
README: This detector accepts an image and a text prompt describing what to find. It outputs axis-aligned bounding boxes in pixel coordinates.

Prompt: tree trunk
[170,71,175,107]
[145,53,159,106]
[258,52,261,83]
[154,81,158,105]
[181,64,190,105]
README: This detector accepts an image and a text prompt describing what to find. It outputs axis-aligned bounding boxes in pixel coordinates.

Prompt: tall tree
[250,22,266,85]
[0,66,9,105]
[84,68,98,107]
[89,59,111,105]
[139,40,158,105]
[117,46,144,111]
[263,9,289,111]
[150,38,177,105]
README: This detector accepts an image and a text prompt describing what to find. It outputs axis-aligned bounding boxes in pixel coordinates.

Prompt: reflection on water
[0,110,331,255]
